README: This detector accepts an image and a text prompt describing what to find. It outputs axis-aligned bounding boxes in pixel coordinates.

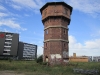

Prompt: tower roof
[40,2,73,15]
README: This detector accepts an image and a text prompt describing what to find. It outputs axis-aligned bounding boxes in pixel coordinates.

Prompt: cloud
[7,0,45,13]
[11,0,38,8]
[10,4,22,10]
[0,5,7,11]
[0,12,8,17]
[84,39,100,49]
[66,0,100,17]
[24,14,30,17]
[0,4,27,31]
[69,35,100,56]
[0,19,27,31]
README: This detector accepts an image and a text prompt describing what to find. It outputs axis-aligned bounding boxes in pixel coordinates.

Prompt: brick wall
[41,2,72,65]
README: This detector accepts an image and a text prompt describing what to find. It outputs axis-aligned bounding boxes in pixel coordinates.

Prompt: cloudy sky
[0,0,100,56]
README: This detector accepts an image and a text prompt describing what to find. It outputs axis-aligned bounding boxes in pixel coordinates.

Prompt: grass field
[0,60,100,75]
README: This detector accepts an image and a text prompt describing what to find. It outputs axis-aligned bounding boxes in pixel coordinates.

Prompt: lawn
[0,60,100,75]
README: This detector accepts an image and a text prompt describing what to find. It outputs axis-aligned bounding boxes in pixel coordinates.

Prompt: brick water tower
[40,2,73,65]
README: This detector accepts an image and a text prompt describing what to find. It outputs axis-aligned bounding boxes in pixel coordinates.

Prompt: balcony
[6,37,12,39]
[4,49,11,51]
[5,38,12,40]
[6,34,13,37]
[5,42,12,44]
[4,45,11,48]
[3,53,10,55]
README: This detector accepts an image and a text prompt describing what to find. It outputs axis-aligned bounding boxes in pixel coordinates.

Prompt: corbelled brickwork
[40,2,73,65]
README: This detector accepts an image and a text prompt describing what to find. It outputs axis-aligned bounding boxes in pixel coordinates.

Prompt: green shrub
[42,62,48,65]
[8,58,13,62]
[36,55,43,63]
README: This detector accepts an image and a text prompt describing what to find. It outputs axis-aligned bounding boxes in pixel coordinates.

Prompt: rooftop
[40,2,73,15]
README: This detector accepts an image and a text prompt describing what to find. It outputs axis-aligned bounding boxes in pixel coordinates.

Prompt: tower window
[64,43,66,47]
[64,29,66,34]
[45,29,48,34]
[64,8,68,15]
[45,43,47,47]
[50,19,51,22]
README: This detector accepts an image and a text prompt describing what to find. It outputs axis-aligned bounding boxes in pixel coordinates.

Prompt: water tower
[40,2,73,65]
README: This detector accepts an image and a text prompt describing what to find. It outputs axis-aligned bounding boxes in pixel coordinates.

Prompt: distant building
[0,32,19,58]
[69,53,92,62]
[0,31,37,60]
[18,41,37,60]
[93,56,100,62]
[88,56,92,62]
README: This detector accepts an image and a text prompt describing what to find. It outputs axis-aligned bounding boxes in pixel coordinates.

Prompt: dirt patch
[0,71,24,75]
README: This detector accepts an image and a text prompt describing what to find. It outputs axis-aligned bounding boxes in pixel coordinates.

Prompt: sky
[0,0,100,56]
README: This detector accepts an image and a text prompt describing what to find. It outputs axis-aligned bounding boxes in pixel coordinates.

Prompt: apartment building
[18,42,37,60]
[0,32,19,58]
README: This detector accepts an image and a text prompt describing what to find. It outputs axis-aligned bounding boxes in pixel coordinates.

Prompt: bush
[8,58,13,62]
[42,62,48,65]
[36,55,43,63]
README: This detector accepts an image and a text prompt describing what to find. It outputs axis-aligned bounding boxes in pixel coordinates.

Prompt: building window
[64,43,66,47]
[45,43,47,48]
[45,29,48,34]
[3,51,7,53]
[64,29,66,34]
[64,8,68,15]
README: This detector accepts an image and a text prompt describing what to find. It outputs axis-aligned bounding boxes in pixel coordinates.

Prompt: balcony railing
[3,53,10,55]
[5,42,12,44]
[5,38,12,41]
[4,45,11,48]
[4,49,11,51]
[6,35,13,37]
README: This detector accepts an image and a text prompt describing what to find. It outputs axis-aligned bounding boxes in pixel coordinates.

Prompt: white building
[93,56,100,62]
